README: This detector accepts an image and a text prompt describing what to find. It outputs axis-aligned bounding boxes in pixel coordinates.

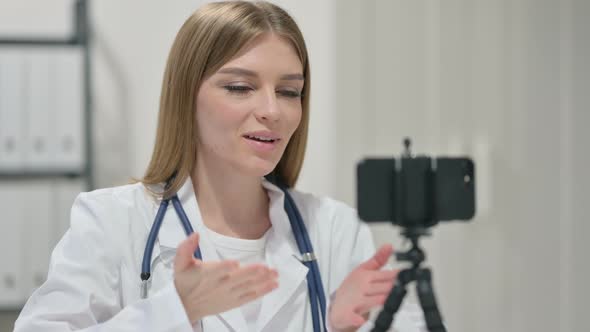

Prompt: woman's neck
[191,160,271,240]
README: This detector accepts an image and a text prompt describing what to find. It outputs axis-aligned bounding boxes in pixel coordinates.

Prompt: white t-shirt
[204,226,271,332]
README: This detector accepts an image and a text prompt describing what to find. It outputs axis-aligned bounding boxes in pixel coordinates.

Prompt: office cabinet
[0,0,92,308]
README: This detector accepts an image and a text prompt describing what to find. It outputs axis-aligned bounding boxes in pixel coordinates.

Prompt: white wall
[331,1,590,331]
[1,0,589,331]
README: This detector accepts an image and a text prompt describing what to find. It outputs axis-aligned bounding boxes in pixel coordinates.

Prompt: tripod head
[395,227,430,269]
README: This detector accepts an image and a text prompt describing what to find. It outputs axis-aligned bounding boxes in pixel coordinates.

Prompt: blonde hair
[140,1,310,198]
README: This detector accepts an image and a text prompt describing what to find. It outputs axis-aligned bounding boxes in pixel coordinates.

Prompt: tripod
[371,227,446,332]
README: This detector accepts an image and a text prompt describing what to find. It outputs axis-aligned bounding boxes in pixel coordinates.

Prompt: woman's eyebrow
[281,73,304,81]
[217,67,304,81]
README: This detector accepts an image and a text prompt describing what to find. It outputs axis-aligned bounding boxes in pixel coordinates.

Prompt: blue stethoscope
[139,176,327,331]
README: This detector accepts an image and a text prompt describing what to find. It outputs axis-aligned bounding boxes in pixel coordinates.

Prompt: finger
[330,311,366,330]
[174,232,201,271]
[228,269,278,293]
[356,294,387,314]
[236,279,278,304]
[365,280,394,296]
[225,265,277,290]
[359,244,393,271]
[371,269,398,283]
[346,312,367,328]
[228,264,275,281]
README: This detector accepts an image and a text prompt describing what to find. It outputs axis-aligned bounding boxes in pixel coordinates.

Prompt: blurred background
[0,0,588,331]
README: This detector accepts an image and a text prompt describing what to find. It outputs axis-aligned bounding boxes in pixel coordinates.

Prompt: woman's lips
[243,136,280,152]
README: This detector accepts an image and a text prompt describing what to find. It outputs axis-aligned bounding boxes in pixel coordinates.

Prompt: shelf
[0,38,81,46]
[0,171,86,180]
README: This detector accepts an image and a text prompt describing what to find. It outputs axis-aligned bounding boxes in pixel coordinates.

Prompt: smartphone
[356,157,476,227]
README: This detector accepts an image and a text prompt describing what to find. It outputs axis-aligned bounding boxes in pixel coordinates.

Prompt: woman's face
[195,33,304,177]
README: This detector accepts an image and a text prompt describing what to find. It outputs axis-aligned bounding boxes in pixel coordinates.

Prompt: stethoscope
[139,175,327,331]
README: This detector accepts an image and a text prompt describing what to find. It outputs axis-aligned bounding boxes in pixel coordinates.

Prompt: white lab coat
[14,177,425,332]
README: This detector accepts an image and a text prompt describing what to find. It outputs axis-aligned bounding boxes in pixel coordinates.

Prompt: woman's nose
[254,89,280,122]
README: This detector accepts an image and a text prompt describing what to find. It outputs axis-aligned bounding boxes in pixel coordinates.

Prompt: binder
[53,47,84,172]
[0,182,26,307]
[0,49,26,171]
[24,49,55,171]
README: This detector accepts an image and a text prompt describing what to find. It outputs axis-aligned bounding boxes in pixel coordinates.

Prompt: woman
[15,1,424,331]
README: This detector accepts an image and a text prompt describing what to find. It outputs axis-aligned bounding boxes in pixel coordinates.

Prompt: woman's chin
[239,160,278,179]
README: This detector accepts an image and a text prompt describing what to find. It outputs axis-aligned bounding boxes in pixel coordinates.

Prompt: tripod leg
[415,268,446,332]
[371,270,412,332]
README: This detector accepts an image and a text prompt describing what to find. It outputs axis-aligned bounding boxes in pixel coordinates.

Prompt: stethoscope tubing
[141,199,169,280]
[282,188,327,331]
[171,195,203,259]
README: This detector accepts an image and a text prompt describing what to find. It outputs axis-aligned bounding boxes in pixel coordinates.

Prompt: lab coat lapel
[145,177,249,331]
[256,180,309,331]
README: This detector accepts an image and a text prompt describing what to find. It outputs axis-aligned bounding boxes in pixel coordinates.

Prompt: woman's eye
[224,85,301,98]
[224,85,252,94]
[278,90,301,98]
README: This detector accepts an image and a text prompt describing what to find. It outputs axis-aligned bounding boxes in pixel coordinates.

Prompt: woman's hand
[173,232,279,324]
[329,244,398,331]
